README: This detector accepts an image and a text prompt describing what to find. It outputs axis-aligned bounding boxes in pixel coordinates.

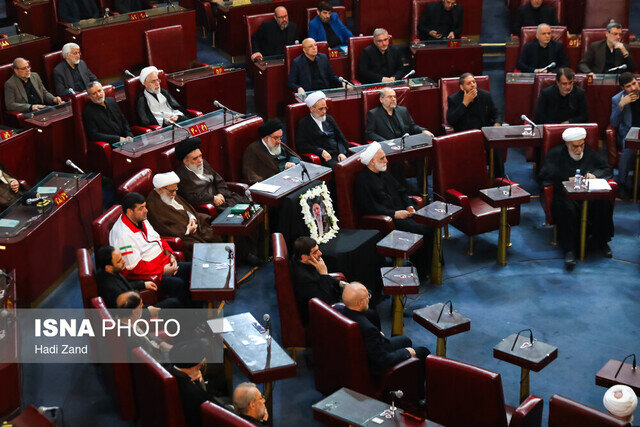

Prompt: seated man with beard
[242,119,300,184]
[135,66,189,128]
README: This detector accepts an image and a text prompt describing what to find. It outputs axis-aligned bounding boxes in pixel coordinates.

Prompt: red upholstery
[606,125,619,167]
[221,116,264,183]
[272,232,306,350]
[425,355,544,427]
[440,75,490,134]
[548,394,631,426]
[583,0,630,29]
[334,153,394,233]
[362,87,411,137]
[195,0,216,33]
[308,298,423,408]
[116,168,154,200]
[285,41,330,75]
[131,347,186,427]
[348,35,393,85]
[245,13,276,67]
[201,401,255,427]
[433,130,521,237]
[530,73,587,117]
[580,28,630,57]
[0,362,20,420]
[519,26,568,50]
[0,63,25,128]
[7,405,53,427]
[145,25,205,74]
[305,6,346,27]
[42,50,63,93]
[410,0,438,40]
[160,147,178,172]
[518,0,563,24]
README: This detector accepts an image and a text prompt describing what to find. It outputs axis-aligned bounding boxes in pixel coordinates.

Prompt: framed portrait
[299,182,339,244]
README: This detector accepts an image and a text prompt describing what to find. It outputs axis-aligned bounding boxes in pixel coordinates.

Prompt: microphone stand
[278,141,310,181]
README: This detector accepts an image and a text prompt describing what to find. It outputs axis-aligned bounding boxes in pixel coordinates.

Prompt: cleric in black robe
[417,0,463,40]
[512,0,558,36]
[447,73,504,177]
[534,68,588,125]
[250,6,298,61]
[538,127,614,270]
[354,142,433,280]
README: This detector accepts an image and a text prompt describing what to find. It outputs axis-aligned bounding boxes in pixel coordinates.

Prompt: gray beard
[568,151,584,161]
[186,162,204,175]
[375,161,387,172]
[160,193,175,205]
[312,113,327,122]
[148,86,161,95]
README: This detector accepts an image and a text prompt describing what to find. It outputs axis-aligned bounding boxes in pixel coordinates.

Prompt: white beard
[568,151,584,161]
[186,162,204,176]
[375,161,387,172]
[148,86,161,95]
[160,193,184,210]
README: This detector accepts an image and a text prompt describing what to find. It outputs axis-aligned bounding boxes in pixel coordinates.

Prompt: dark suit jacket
[578,39,637,74]
[58,0,99,22]
[417,1,463,40]
[114,0,150,13]
[52,60,97,97]
[95,269,145,308]
[295,114,348,157]
[512,3,558,35]
[516,39,569,73]
[446,89,499,132]
[534,85,588,124]
[340,306,411,374]
[357,44,405,84]
[175,161,248,209]
[291,260,341,325]
[135,88,189,127]
[82,97,133,145]
[168,367,213,427]
[365,105,424,141]
[287,53,340,92]
[4,73,56,113]
[251,19,298,57]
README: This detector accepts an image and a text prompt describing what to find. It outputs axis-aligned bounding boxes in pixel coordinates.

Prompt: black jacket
[95,270,145,308]
[251,19,298,57]
[135,88,189,127]
[578,39,637,74]
[82,97,133,145]
[52,60,97,97]
[168,367,212,427]
[418,1,463,40]
[512,3,558,35]
[357,44,405,84]
[291,260,341,325]
[365,105,424,141]
[58,0,99,22]
[355,167,409,218]
[516,39,569,73]
[287,53,341,92]
[446,89,499,132]
[295,114,348,157]
[534,85,588,124]
[114,0,151,13]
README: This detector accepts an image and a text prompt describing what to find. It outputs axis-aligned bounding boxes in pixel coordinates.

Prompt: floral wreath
[299,182,339,244]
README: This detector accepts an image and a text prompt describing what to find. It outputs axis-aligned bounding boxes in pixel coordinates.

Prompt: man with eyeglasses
[250,6,298,62]
[578,21,636,74]
[145,172,217,259]
[135,66,189,128]
[242,119,300,184]
[358,28,405,84]
[5,57,62,113]
[52,43,97,97]
[535,68,588,125]
[417,0,463,41]
[539,127,614,270]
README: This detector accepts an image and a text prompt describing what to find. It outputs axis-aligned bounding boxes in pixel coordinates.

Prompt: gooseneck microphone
[402,70,416,80]
[338,76,355,87]
[66,159,85,174]
[520,114,536,128]
[608,64,627,73]
[124,69,136,78]
[263,313,271,340]
[539,61,556,72]
[277,141,311,181]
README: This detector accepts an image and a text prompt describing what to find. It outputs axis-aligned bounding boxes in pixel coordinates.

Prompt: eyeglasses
[16,64,31,71]
[164,187,178,194]
[569,142,585,150]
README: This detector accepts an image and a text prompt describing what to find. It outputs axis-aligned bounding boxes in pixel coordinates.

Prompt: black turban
[258,119,283,138]
[175,137,202,161]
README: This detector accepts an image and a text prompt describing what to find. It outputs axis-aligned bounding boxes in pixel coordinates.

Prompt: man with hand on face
[233,382,269,425]
[295,91,349,168]
[52,43,97,97]
[251,6,298,62]
[512,0,558,36]
[5,57,62,113]
[535,68,588,125]
[611,72,640,199]
[579,21,636,74]
[242,119,300,184]
[288,38,342,94]
[308,1,352,49]
[83,81,133,146]
[418,0,463,41]
[135,66,189,128]
[516,24,569,73]
[358,28,405,84]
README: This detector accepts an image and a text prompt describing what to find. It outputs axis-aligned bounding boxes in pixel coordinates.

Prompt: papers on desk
[207,318,234,333]
[586,179,611,191]
[0,219,19,228]
[249,182,280,193]
[36,186,57,194]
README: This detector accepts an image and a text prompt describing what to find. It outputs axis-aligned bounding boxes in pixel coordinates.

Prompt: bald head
[302,38,318,60]
[342,282,369,311]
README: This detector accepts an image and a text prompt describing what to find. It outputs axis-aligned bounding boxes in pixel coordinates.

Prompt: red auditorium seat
[284,41,331,102]
[583,0,630,29]
[194,0,216,38]
[440,75,490,134]
[131,347,187,427]
[548,394,631,426]
[348,35,393,85]
[425,355,544,427]
[361,86,411,141]
[530,72,587,120]
[432,130,521,251]
[580,28,630,57]
[0,62,26,128]
[42,50,62,94]
[244,13,278,76]
[505,25,568,73]
[221,116,264,183]
[0,362,20,420]
[409,0,438,40]
[308,298,423,409]
[201,401,255,427]
[6,405,53,427]
[144,25,207,74]
[305,6,346,27]
[285,98,338,164]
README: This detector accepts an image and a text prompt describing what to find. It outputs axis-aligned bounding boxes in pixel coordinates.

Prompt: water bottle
[573,169,582,190]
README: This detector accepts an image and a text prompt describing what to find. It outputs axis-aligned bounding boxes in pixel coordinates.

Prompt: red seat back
[145,25,190,73]
[77,248,98,309]
[221,116,264,182]
[245,13,275,63]
[549,394,631,427]
[334,153,367,229]
[440,75,490,128]
[541,123,599,166]
[583,0,629,29]
[117,168,153,200]
[519,25,568,49]
[285,98,335,151]
[6,405,52,426]
[308,298,375,396]
[71,84,115,159]
[272,233,306,350]
[518,0,563,24]
[160,147,178,173]
[200,401,255,427]
[581,28,630,56]
[348,35,393,84]
[285,41,330,75]
[433,129,487,197]
[531,73,587,115]
[305,6,346,28]
[131,347,186,427]
[92,204,122,249]
[42,50,63,92]
[0,63,17,121]
[361,86,411,140]
[0,364,20,419]
[410,0,438,40]
[123,71,169,124]
[425,355,509,427]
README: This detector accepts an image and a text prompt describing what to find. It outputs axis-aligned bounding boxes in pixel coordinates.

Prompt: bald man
[250,6,298,62]
[233,382,269,425]
[288,38,341,94]
[339,282,429,377]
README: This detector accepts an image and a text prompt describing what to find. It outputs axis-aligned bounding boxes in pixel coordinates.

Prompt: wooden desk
[413,302,470,357]
[596,359,640,396]
[0,172,102,305]
[380,266,419,336]
[0,34,50,77]
[15,0,54,42]
[0,128,36,184]
[411,40,483,81]
[210,205,265,243]
[504,73,536,129]
[190,243,236,303]
[482,125,543,182]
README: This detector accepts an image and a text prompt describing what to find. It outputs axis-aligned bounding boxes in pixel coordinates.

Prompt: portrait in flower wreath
[299,182,339,244]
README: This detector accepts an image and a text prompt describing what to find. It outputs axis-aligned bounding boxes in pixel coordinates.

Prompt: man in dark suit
[534,68,588,124]
[417,0,463,40]
[516,24,569,73]
[339,282,429,377]
[233,383,269,425]
[52,43,97,97]
[512,0,558,36]
[82,81,133,146]
[5,57,62,113]
[135,66,189,127]
[57,0,99,23]
[358,28,405,84]
[288,38,342,94]
[114,0,151,13]
[365,87,433,141]
[250,6,298,62]
[94,245,181,309]
[447,72,504,177]
[295,91,348,168]
[242,119,300,184]
[578,21,636,74]
[610,72,639,199]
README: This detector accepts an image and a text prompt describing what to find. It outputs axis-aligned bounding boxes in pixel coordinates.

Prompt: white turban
[603,384,637,421]
[562,127,587,142]
[139,66,159,84]
[152,172,180,189]
[305,91,327,108]
[360,142,382,165]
